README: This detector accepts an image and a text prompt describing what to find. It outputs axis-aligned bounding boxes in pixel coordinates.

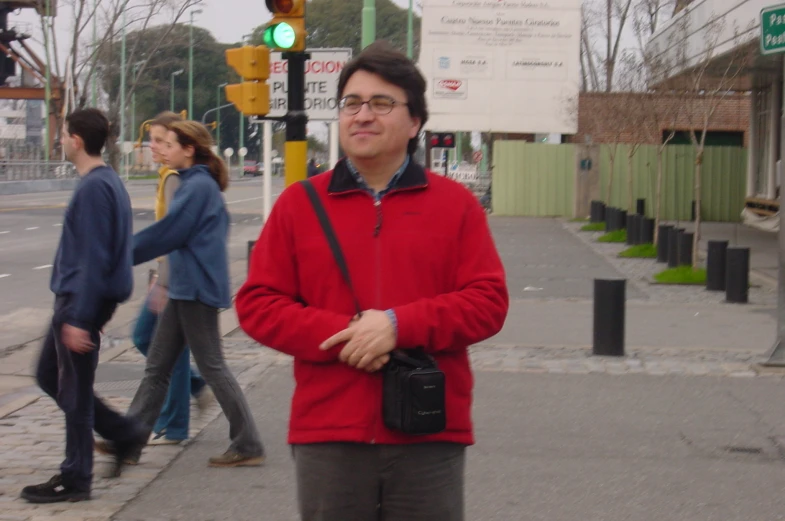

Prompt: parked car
[242,160,263,177]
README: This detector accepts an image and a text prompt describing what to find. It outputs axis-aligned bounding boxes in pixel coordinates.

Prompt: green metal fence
[492,142,747,222]
[491,142,576,216]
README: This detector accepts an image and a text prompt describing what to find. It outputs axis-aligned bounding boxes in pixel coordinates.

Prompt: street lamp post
[170,69,184,111]
[188,9,203,119]
[217,82,228,152]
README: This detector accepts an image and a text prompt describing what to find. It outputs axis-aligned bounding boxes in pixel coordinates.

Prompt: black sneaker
[20,474,90,504]
[108,437,146,478]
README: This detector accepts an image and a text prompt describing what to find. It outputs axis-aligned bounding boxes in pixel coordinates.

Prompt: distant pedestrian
[307,158,319,178]
[236,41,509,520]
[118,120,264,475]
[21,108,146,504]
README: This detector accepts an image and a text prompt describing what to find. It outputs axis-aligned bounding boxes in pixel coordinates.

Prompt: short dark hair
[65,108,109,157]
[150,110,182,129]
[337,41,428,155]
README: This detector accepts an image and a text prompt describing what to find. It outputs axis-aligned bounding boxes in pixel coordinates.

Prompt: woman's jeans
[132,298,206,440]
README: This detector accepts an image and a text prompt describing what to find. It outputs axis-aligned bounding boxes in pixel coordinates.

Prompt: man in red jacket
[236,41,509,521]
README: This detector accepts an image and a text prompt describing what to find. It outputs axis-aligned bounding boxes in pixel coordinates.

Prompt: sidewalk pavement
[2,217,785,520]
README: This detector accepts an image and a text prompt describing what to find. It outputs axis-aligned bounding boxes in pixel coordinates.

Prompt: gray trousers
[127,299,263,457]
[293,442,466,521]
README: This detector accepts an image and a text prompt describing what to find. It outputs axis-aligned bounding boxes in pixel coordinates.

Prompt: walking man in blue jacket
[20,108,145,504]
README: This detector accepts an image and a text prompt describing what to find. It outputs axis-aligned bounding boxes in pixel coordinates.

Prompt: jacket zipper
[371,195,383,444]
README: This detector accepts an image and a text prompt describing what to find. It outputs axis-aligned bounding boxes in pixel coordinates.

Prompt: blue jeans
[132,298,206,440]
[37,296,142,491]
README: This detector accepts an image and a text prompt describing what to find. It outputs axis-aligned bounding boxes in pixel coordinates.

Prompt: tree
[667,14,754,266]
[629,14,682,243]
[251,0,422,59]
[35,0,204,167]
[97,22,249,168]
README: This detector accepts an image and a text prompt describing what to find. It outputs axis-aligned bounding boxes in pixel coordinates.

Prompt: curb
[0,307,247,420]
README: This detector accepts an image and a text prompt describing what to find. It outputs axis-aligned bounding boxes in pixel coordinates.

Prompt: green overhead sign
[761,4,785,54]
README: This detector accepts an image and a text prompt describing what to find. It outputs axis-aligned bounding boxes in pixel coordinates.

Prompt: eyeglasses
[338,95,408,116]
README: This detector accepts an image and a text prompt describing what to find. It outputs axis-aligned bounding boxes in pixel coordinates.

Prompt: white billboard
[418,0,582,134]
[268,48,352,121]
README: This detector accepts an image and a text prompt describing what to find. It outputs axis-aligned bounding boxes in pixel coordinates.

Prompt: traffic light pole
[284,51,310,187]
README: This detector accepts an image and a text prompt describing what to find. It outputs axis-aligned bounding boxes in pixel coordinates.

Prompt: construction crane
[0,1,63,153]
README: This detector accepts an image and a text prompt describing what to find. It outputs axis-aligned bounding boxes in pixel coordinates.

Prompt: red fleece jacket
[235,160,509,445]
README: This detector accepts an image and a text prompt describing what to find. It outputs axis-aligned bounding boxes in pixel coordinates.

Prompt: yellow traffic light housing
[224,45,271,116]
[225,83,270,116]
[264,0,307,52]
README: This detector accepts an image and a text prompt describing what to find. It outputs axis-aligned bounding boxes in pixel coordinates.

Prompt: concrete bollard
[639,217,655,244]
[626,214,638,245]
[593,279,626,357]
[725,247,750,304]
[668,227,683,268]
[678,232,694,266]
[657,224,673,263]
[605,207,616,231]
[706,240,729,291]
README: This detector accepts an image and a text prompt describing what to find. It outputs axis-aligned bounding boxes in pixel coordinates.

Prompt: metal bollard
[593,279,626,357]
[678,232,694,266]
[590,201,606,223]
[605,207,616,231]
[626,214,638,245]
[657,224,673,262]
[725,247,750,304]
[617,210,628,231]
[636,198,645,216]
[667,227,683,268]
[247,240,256,275]
[639,217,655,244]
[706,240,728,291]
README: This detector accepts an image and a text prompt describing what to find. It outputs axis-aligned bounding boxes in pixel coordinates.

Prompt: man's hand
[147,284,168,315]
[61,324,94,354]
[320,310,396,371]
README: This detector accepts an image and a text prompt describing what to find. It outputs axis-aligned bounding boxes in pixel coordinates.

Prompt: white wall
[646,0,761,83]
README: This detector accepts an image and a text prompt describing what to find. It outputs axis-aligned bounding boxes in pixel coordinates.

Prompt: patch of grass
[653,266,707,285]
[129,174,158,180]
[571,217,590,222]
[619,243,657,258]
[597,229,627,243]
[580,222,606,232]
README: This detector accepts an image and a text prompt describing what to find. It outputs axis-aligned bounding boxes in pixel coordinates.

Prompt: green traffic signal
[264,23,296,49]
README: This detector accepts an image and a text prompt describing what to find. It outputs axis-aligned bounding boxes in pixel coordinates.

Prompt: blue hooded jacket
[133,164,231,309]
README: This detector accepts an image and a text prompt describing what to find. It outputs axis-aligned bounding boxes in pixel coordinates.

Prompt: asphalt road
[0,176,284,352]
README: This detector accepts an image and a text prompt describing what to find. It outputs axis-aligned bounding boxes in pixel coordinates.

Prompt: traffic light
[263,0,307,52]
[224,45,271,116]
[430,132,456,148]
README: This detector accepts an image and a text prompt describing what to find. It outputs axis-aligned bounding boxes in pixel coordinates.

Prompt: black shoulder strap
[300,179,363,318]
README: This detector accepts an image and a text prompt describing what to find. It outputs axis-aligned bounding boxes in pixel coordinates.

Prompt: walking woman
[121,120,264,472]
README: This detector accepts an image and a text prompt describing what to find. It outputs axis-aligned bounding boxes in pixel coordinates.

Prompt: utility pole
[407,0,413,59]
[120,11,127,180]
[362,0,376,49]
[188,9,203,119]
[284,51,308,186]
[91,0,97,105]
[217,82,228,152]
[43,0,50,164]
